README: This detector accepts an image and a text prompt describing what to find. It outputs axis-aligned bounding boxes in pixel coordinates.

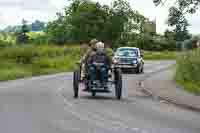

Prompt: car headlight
[113,57,120,64]
[132,60,137,64]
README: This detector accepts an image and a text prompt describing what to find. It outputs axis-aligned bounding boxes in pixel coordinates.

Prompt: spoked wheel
[73,70,80,98]
[114,68,122,100]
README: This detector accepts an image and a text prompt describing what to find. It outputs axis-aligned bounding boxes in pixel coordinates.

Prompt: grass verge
[144,51,177,60]
[0,45,80,81]
[0,45,178,81]
[176,80,200,95]
[175,49,200,95]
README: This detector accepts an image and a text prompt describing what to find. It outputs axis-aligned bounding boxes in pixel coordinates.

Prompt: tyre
[92,91,96,97]
[114,68,122,100]
[73,70,80,98]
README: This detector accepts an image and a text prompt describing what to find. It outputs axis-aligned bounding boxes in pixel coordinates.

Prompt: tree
[152,0,198,42]
[46,0,145,46]
[46,13,71,44]
[31,20,45,31]
[153,1,193,42]
[16,19,30,44]
[153,0,200,14]
[46,0,108,44]
[21,19,30,35]
[168,6,191,41]
[164,29,175,40]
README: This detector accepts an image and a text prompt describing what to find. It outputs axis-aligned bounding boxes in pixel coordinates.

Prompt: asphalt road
[0,60,200,133]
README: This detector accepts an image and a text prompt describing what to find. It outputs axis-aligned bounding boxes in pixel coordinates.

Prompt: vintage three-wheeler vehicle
[73,61,122,100]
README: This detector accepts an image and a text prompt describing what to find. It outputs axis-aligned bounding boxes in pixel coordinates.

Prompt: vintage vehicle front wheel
[73,70,80,98]
[92,91,96,97]
[114,68,122,100]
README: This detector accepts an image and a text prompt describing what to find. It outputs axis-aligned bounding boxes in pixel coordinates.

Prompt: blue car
[113,47,144,73]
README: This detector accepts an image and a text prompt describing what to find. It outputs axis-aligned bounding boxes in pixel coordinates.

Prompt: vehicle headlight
[113,57,120,64]
[132,60,137,64]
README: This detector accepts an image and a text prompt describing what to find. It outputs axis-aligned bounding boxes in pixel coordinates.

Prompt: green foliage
[46,0,145,45]
[137,33,177,51]
[0,45,80,64]
[168,6,191,42]
[154,0,194,42]
[106,48,114,57]
[0,40,13,48]
[144,51,177,60]
[176,49,200,94]
[0,45,81,81]
[0,61,32,80]
[0,67,32,81]
[31,20,45,31]
[153,0,200,14]
[46,13,70,45]
[16,34,29,44]
[16,19,30,44]
[164,29,175,40]
[0,32,16,47]
[176,80,200,95]
[27,32,49,45]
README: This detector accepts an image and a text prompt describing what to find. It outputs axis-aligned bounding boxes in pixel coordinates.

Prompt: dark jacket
[87,50,111,68]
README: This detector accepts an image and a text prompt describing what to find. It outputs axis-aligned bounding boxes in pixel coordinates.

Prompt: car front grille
[119,58,133,64]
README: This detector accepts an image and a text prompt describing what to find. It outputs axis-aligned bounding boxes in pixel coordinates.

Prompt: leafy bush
[16,34,29,44]
[182,39,193,50]
[27,32,49,45]
[0,46,36,64]
[0,61,32,81]
[0,40,13,48]
[0,45,80,64]
[106,48,114,57]
[175,49,200,94]
[0,45,81,81]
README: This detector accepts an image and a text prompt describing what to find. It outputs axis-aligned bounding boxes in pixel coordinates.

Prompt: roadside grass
[0,45,80,81]
[175,49,200,95]
[0,43,178,81]
[176,80,200,95]
[0,61,32,81]
[143,51,177,60]
[0,33,16,47]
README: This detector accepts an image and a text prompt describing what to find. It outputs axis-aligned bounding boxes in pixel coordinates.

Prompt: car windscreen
[116,48,138,57]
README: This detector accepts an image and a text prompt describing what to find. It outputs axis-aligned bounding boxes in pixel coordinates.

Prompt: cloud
[0,0,200,34]
[0,0,66,28]
[0,0,57,11]
[187,11,200,34]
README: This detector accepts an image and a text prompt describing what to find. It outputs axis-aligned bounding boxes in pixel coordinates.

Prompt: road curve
[0,60,199,133]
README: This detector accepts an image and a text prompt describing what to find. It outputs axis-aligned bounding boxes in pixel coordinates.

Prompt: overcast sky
[0,0,200,34]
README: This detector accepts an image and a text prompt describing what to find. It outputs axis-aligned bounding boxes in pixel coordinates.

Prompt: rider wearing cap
[80,39,99,80]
